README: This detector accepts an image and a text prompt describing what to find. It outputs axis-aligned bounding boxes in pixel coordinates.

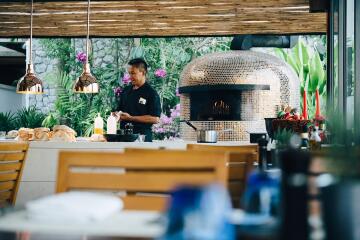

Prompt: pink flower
[157,127,164,133]
[176,88,181,97]
[170,110,180,118]
[154,68,167,78]
[175,104,180,111]
[170,111,176,118]
[160,114,172,125]
[76,52,87,64]
[113,87,123,96]
[122,73,131,84]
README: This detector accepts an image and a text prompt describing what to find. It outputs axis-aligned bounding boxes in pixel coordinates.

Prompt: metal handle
[182,120,197,131]
[218,128,233,137]
[219,129,233,132]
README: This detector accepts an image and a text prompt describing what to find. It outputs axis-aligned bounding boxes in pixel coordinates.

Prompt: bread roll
[90,134,106,142]
[18,128,34,141]
[6,130,18,139]
[34,127,50,141]
[51,125,77,142]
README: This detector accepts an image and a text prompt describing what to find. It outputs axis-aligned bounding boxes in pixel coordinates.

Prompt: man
[117,58,161,142]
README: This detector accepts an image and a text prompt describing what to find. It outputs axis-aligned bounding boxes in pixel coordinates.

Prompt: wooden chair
[56,150,229,211]
[186,144,259,159]
[0,142,28,207]
[186,144,259,208]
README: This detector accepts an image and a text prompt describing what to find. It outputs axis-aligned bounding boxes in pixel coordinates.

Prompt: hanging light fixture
[73,0,99,93]
[16,0,43,94]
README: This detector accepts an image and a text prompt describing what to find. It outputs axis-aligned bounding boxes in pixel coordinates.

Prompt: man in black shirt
[117,58,161,142]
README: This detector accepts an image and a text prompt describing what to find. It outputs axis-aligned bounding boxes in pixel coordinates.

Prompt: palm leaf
[0,112,16,132]
[15,107,45,129]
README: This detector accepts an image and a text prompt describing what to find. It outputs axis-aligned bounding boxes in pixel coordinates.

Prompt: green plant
[43,71,111,136]
[0,112,16,132]
[39,39,74,74]
[275,37,327,119]
[42,112,58,129]
[15,106,46,129]
[274,128,295,149]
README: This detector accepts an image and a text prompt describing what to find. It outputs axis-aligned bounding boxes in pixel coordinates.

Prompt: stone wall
[28,38,132,113]
[28,40,59,113]
[74,38,132,69]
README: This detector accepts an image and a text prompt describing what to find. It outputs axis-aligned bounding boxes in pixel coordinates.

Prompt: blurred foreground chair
[186,144,258,159]
[0,143,28,207]
[56,150,229,211]
[186,144,258,208]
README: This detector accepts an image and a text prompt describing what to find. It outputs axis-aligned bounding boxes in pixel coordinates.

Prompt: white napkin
[26,192,123,223]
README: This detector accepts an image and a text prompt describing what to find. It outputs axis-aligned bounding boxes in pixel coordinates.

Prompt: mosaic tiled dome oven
[179,40,300,141]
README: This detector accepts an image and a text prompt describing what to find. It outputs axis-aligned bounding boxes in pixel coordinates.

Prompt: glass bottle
[300,125,309,150]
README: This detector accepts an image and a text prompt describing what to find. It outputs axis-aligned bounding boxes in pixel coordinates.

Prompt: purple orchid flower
[122,73,131,84]
[76,52,87,64]
[113,87,123,97]
[160,114,172,125]
[154,68,167,78]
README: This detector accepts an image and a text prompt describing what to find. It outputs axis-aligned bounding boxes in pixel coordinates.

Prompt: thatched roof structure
[0,0,326,37]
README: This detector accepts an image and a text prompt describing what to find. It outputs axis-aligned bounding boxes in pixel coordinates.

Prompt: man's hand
[120,112,132,121]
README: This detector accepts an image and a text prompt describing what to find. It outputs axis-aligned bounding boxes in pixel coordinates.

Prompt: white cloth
[26,192,123,223]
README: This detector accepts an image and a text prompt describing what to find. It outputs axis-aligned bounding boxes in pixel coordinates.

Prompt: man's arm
[120,112,159,124]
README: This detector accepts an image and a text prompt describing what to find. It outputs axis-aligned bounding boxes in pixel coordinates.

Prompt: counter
[12,140,250,206]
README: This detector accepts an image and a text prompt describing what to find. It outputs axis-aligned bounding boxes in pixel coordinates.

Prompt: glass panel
[346,0,355,130]
[332,0,339,112]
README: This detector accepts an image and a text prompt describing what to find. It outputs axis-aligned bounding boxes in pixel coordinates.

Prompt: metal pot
[184,120,231,143]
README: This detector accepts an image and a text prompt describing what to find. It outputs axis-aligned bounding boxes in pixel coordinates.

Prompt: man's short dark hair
[128,58,148,73]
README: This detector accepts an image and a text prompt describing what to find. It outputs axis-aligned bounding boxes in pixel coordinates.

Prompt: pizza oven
[179,50,300,141]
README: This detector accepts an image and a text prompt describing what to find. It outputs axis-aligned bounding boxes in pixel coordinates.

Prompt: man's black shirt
[117,82,161,141]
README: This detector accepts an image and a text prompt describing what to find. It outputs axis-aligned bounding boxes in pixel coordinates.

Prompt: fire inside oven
[190,90,241,121]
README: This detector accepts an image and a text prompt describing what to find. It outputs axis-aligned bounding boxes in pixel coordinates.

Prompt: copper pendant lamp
[73,0,99,93]
[16,0,43,94]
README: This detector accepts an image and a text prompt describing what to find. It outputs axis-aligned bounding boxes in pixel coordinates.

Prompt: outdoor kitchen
[0,0,359,239]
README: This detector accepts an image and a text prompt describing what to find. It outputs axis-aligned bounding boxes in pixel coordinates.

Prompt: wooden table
[0,210,164,240]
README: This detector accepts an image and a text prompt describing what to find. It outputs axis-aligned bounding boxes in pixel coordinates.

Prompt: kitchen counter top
[25,140,251,149]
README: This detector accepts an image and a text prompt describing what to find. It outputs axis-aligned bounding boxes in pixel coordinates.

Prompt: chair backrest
[186,144,259,159]
[126,147,256,208]
[185,144,258,208]
[0,143,28,206]
[226,152,257,208]
[57,149,229,211]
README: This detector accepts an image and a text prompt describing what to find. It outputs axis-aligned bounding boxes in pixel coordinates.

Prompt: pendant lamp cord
[86,0,90,64]
[29,0,33,65]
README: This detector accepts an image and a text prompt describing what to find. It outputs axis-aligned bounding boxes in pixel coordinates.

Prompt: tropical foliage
[274,37,327,119]
[0,112,16,132]
[0,107,45,132]
[42,72,111,136]
[14,106,46,129]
